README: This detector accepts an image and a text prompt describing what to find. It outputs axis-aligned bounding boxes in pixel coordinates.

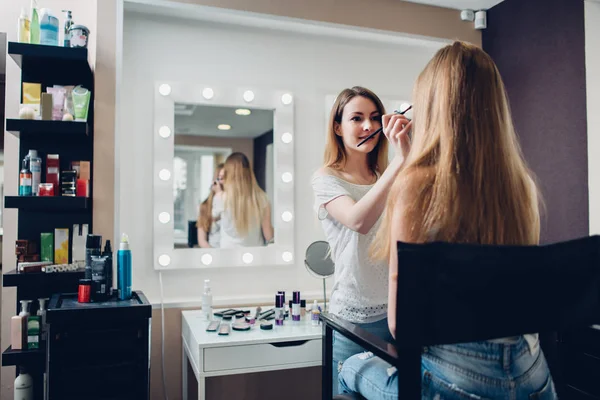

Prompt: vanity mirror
[153,83,295,269]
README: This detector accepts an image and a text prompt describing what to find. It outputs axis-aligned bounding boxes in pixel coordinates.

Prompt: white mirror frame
[153,82,295,269]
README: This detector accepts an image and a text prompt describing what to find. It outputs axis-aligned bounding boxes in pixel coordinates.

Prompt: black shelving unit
[2,42,95,400]
[6,118,89,138]
[4,196,90,211]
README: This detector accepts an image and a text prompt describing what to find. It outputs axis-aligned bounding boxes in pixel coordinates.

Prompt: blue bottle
[117,233,132,300]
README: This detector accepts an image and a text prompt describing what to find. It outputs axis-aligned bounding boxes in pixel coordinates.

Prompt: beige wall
[174,134,255,167]
[2,0,480,398]
[173,0,481,46]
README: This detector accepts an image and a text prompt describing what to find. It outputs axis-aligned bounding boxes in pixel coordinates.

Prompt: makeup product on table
[357,105,413,147]
[232,322,251,331]
[246,306,262,324]
[206,320,220,332]
[117,233,132,300]
[202,279,213,321]
[311,300,321,326]
[275,293,285,326]
[78,279,91,303]
[85,234,102,280]
[91,240,112,301]
[218,323,231,336]
[292,291,301,321]
[260,321,273,330]
[222,315,233,321]
[301,300,307,319]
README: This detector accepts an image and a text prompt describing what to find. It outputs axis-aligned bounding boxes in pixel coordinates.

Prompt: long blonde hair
[324,86,389,174]
[374,41,541,259]
[223,152,268,236]
[196,164,224,234]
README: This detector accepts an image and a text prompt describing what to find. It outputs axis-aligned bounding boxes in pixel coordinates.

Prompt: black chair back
[395,235,600,399]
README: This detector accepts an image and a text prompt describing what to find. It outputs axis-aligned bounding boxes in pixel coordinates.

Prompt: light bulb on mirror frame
[158,126,172,138]
[281,93,293,105]
[243,90,255,102]
[201,254,213,266]
[281,132,293,143]
[159,169,171,181]
[281,172,293,183]
[281,211,293,222]
[202,88,214,100]
[282,252,293,262]
[158,254,171,267]
[242,253,254,264]
[158,84,171,96]
[158,212,171,224]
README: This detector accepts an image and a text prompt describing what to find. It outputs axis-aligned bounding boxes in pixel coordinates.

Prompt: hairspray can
[117,233,132,300]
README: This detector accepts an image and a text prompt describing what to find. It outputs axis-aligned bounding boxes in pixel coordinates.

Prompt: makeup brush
[357,105,412,147]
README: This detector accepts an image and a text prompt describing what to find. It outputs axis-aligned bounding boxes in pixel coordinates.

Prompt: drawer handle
[270,340,309,348]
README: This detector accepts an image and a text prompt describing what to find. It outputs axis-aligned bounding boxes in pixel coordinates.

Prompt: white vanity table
[182,308,322,400]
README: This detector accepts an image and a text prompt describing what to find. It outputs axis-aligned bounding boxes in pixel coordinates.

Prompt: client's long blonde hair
[223,152,268,236]
[373,41,541,260]
[196,164,224,234]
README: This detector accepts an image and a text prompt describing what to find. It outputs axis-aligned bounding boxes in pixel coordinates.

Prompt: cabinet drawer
[204,339,321,372]
[563,385,600,400]
[563,351,600,396]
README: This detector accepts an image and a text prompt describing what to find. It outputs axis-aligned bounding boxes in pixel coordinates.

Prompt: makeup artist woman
[311,86,412,396]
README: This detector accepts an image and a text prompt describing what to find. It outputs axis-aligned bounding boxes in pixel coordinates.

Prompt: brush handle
[356,106,412,148]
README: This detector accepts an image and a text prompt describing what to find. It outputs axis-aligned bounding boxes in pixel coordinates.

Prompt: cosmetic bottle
[37,298,48,343]
[26,150,41,196]
[62,10,73,47]
[275,293,284,326]
[292,291,301,321]
[301,299,307,320]
[14,366,33,400]
[29,0,40,44]
[91,240,113,301]
[10,312,27,350]
[39,8,59,46]
[85,234,102,280]
[202,279,213,321]
[18,8,30,44]
[19,160,32,196]
[311,300,320,326]
[117,233,132,300]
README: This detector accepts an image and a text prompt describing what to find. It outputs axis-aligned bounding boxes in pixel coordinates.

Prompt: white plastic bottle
[14,366,33,400]
[202,279,213,321]
[18,8,30,44]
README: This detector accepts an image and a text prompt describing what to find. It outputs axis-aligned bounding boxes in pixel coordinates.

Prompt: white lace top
[311,173,388,323]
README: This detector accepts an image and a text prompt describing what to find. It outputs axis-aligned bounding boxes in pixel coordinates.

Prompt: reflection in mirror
[173,103,274,249]
[305,241,335,311]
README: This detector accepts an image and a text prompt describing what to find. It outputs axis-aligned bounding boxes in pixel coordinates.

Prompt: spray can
[19,160,32,196]
[117,233,132,300]
[62,10,73,47]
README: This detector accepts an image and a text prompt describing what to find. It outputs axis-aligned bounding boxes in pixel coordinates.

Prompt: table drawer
[204,339,321,372]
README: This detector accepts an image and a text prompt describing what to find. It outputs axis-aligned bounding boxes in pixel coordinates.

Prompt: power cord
[159,271,170,400]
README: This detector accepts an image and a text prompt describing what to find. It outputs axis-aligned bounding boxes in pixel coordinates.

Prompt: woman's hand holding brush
[383,108,413,161]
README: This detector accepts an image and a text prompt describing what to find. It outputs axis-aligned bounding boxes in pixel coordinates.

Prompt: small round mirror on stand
[304,241,335,312]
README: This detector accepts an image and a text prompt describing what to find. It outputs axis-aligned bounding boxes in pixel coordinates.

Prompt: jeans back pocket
[423,371,489,400]
[529,376,558,400]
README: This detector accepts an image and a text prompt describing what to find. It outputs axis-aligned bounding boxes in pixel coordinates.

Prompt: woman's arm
[323,114,412,235]
[197,228,212,248]
[261,203,274,243]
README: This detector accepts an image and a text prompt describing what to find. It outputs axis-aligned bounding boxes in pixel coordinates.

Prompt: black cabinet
[46,291,151,400]
[559,327,600,399]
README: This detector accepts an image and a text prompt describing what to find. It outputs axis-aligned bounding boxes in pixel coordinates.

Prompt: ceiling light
[235,109,251,116]
[202,88,214,100]
[217,124,231,131]
[243,90,255,102]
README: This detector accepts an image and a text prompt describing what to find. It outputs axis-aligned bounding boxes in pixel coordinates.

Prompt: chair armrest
[320,312,399,365]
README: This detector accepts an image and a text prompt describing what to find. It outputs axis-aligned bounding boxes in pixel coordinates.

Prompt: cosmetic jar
[78,279,91,303]
[69,25,90,48]
[38,183,54,197]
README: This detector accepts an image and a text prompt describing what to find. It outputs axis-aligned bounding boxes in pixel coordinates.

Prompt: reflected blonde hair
[223,153,267,236]
[373,41,541,260]
[324,86,389,174]
[196,164,224,234]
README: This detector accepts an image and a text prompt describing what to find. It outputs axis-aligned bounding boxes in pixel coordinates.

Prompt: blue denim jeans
[339,336,558,399]
[332,317,394,396]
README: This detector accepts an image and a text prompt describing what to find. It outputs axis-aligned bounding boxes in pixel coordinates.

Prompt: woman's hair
[324,86,389,174]
[196,163,224,234]
[373,41,541,260]
[222,152,268,235]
